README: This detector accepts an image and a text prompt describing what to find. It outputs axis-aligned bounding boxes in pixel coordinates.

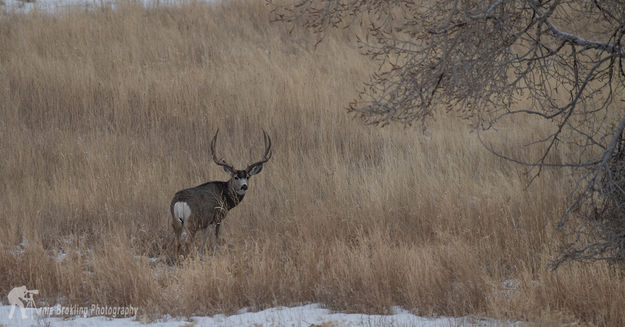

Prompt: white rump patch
[173,201,191,224]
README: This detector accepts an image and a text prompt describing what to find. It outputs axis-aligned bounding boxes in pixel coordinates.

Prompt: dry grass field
[1,1,624,325]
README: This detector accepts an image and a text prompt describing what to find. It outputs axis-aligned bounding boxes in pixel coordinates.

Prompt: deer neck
[224,186,245,210]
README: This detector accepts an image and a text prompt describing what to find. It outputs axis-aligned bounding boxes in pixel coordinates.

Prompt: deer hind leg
[172,201,192,257]
[170,219,183,259]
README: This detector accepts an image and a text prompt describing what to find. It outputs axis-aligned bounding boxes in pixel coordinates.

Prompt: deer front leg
[213,210,227,247]
[214,223,224,247]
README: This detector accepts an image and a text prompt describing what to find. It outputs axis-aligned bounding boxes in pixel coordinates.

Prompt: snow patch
[1,0,215,14]
[0,303,524,326]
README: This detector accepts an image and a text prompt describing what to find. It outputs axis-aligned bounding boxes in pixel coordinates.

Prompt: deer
[170,129,272,256]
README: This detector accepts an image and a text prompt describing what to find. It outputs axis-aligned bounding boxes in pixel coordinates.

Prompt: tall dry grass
[0,1,623,325]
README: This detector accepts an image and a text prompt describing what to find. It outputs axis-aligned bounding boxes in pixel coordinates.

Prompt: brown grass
[0,1,624,325]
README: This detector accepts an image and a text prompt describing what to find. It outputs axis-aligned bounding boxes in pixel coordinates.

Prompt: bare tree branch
[270,0,625,266]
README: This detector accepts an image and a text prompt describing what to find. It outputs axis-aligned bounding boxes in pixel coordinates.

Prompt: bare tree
[270,0,625,267]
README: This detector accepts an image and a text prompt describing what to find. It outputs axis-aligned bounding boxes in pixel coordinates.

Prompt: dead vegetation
[0,1,624,325]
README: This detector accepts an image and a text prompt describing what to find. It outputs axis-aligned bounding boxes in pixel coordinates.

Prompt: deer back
[170,181,245,231]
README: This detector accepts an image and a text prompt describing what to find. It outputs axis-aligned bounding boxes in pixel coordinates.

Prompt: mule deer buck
[170,129,272,256]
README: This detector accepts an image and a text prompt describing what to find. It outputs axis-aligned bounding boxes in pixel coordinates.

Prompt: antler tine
[210,129,234,171]
[246,129,272,170]
[262,129,272,160]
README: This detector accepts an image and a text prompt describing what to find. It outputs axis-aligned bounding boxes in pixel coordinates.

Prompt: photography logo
[7,285,38,319]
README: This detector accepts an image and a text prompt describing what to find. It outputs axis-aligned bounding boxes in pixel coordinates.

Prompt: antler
[246,130,272,172]
[210,129,234,173]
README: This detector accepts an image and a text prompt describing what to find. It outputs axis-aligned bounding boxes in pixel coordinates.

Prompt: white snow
[0,304,522,326]
[1,0,202,14]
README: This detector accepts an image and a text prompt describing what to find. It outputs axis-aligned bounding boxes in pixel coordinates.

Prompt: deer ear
[223,166,233,175]
[248,164,263,176]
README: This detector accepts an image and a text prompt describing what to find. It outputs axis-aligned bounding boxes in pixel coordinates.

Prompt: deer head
[210,129,272,196]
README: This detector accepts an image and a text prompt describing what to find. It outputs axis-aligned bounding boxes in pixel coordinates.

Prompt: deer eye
[234,176,239,180]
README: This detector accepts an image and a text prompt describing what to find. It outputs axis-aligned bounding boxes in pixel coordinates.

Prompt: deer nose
[241,184,248,190]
